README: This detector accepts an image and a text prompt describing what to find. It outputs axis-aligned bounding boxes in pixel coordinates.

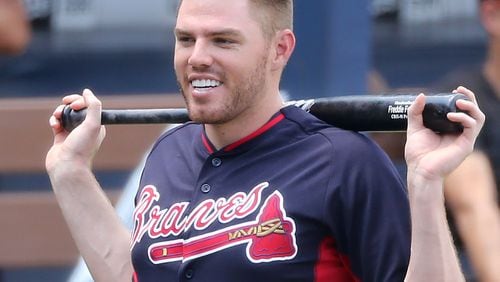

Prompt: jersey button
[200,183,211,193]
[185,268,194,279]
[211,158,222,167]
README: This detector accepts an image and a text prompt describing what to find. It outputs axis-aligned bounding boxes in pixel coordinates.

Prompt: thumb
[407,93,426,133]
[81,88,102,128]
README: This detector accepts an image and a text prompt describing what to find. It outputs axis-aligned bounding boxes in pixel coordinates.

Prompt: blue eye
[177,36,195,44]
[214,38,234,45]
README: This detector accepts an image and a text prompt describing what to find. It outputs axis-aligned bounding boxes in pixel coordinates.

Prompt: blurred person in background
[433,0,500,280]
[0,0,31,54]
[369,67,499,281]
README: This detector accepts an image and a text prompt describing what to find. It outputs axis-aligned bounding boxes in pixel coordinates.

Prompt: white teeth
[191,79,221,88]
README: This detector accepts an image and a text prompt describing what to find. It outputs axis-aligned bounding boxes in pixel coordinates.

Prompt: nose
[188,40,213,68]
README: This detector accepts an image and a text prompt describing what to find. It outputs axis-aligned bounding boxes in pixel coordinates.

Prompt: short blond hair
[177,0,293,39]
[248,0,294,38]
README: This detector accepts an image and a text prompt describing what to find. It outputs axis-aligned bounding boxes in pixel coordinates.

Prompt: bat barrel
[309,93,465,133]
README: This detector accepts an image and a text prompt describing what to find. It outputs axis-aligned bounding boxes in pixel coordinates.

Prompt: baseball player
[46,0,484,281]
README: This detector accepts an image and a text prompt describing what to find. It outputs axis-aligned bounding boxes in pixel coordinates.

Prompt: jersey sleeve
[323,132,411,281]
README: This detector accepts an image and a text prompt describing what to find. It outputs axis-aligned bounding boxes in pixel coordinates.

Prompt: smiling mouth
[191,79,223,90]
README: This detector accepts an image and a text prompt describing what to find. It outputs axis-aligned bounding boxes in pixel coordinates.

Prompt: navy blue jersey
[131,105,411,281]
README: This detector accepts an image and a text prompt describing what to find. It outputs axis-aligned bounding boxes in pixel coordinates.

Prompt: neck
[484,40,500,98]
[204,92,284,150]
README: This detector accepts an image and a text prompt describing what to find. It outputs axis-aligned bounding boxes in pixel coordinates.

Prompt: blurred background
[0,0,490,281]
[0,0,486,98]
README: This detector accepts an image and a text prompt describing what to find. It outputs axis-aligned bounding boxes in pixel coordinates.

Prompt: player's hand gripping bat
[61,93,467,133]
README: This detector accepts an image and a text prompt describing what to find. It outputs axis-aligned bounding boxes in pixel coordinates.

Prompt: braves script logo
[132,182,297,264]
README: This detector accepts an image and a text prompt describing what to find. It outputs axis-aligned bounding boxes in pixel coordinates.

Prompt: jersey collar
[201,111,286,154]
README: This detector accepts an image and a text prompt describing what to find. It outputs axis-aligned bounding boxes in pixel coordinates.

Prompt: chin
[188,109,216,124]
[189,109,230,125]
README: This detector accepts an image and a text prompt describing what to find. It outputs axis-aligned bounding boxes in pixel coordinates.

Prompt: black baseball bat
[61,93,467,133]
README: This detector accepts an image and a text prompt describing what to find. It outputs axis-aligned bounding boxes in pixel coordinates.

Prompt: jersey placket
[176,151,226,281]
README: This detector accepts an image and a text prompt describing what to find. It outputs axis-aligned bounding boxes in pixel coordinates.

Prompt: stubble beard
[178,54,269,125]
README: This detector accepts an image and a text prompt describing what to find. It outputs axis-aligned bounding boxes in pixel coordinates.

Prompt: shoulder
[149,122,202,152]
[281,105,393,169]
[284,107,406,193]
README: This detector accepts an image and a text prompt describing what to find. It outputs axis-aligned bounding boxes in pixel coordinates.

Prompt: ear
[481,1,500,37]
[270,29,296,71]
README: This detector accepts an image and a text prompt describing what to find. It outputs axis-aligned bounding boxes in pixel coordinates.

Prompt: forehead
[176,0,260,32]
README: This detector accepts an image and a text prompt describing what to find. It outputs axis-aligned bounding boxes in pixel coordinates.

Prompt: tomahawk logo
[145,189,298,264]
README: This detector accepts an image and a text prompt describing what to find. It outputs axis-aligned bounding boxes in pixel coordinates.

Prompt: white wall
[399,0,478,24]
[51,0,178,31]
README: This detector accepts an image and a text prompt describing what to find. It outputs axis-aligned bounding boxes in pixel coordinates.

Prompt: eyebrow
[174,28,243,38]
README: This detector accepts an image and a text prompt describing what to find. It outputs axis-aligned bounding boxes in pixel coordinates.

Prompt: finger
[454,86,478,104]
[68,97,89,111]
[455,99,486,126]
[451,99,481,118]
[447,100,485,139]
[62,93,92,112]
[49,115,61,133]
[52,104,66,119]
[49,113,68,144]
[62,94,84,106]
[49,104,66,131]
[447,112,477,130]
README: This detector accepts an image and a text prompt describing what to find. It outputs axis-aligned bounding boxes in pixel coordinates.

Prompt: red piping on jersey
[225,113,285,152]
[201,113,285,153]
[133,271,139,282]
[201,132,215,154]
[314,236,360,282]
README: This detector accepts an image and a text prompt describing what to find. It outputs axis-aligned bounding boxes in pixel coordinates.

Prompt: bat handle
[61,106,190,131]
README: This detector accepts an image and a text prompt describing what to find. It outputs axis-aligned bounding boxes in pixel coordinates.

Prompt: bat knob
[61,105,87,132]
[423,94,466,133]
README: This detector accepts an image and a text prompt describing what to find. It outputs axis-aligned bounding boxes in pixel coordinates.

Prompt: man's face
[174,0,272,124]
